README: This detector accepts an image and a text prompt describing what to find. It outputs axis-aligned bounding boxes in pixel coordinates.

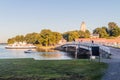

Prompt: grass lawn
[0,59,107,80]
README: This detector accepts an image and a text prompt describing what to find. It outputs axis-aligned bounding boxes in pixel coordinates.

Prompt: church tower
[80,22,86,32]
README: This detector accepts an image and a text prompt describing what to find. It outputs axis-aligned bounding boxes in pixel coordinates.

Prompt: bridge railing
[64,42,99,51]
[64,42,111,55]
[99,45,110,54]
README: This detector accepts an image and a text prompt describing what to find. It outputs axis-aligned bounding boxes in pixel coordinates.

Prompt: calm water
[0,45,72,60]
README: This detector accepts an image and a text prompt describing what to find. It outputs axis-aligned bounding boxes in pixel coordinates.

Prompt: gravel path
[101,47,120,80]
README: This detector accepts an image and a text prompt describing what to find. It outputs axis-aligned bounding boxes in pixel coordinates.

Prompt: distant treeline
[93,22,120,38]
[63,22,120,41]
[8,22,120,46]
[8,29,91,46]
[8,29,62,46]
[63,30,90,41]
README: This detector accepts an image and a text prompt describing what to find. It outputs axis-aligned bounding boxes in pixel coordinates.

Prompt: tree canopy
[108,22,118,30]
[93,27,109,38]
[7,22,120,45]
[93,22,120,38]
[63,30,90,41]
[110,27,120,37]
[25,32,39,44]
[7,29,62,46]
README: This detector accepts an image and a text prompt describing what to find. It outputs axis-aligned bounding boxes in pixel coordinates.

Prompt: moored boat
[24,49,34,53]
[5,42,36,49]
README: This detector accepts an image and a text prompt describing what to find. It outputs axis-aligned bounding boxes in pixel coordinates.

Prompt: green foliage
[53,32,62,44]
[63,30,91,41]
[15,35,25,42]
[78,30,85,38]
[108,22,118,30]
[25,32,40,44]
[93,22,120,38]
[110,27,120,37]
[7,35,25,44]
[63,31,79,41]
[68,31,79,41]
[39,29,62,46]
[79,30,90,38]
[102,26,109,34]
[108,22,120,37]
[63,32,69,41]
[7,22,120,45]
[40,29,53,46]
[7,29,62,46]
[93,28,108,38]
[93,27,109,38]
[7,38,15,44]
[85,30,91,38]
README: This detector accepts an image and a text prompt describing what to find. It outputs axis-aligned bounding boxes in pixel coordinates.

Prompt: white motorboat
[24,49,34,53]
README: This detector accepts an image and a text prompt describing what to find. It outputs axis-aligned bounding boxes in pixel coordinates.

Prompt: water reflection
[0,45,72,60]
[36,48,56,52]
[41,53,62,58]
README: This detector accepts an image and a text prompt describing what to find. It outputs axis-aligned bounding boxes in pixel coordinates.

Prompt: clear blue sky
[0,0,120,42]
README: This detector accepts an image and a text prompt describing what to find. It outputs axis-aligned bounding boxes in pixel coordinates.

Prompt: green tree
[102,26,109,34]
[84,30,91,38]
[14,35,24,42]
[78,31,85,38]
[40,29,53,46]
[40,30,62,46]
[53,32,62,44]
[7,38,15,44]
[7,29,62,46]
[78,30,90,38]
[93,28,108,38]
[108,22,120,37]
[108,22,118,30]
[63,30,79,41]
[68,31,79,41]
[110,27,120,37]
[63,30,90,41]
[25,33,39,44]
[63,32,69,41]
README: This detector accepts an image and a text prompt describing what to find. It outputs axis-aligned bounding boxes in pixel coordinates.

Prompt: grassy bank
[0,59,107,80]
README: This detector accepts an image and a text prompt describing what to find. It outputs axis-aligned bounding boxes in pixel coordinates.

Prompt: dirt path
[101,47,120,80]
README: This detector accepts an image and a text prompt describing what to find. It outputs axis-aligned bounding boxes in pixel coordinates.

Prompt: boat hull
[24,50,34,53]
[5,46,36,49]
